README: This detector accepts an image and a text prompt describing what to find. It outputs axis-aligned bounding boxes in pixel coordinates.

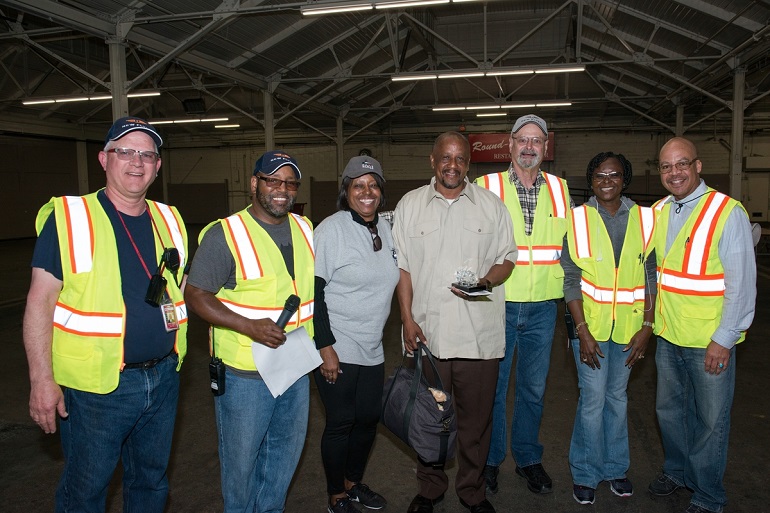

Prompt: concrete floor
[1,235,768,512]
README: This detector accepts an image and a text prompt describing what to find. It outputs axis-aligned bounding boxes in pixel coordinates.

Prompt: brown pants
[415,356,499,506]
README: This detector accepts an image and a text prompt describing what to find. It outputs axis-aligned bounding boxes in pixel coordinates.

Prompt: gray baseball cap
[511,114,548,136]
[342,156,385,181]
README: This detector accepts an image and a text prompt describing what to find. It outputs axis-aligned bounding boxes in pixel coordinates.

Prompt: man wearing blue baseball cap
[24,115,188,512]
[476,114,572,497]
[185,149,315,513]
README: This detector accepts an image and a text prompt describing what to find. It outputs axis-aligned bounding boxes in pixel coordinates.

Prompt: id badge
[160,295,179,332]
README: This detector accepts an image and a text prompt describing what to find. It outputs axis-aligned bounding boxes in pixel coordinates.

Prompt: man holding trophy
[392,132,517,513]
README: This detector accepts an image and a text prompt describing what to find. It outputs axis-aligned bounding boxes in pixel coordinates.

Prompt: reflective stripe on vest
[290,213,315,257]
[224,214,264,280]
[571,206,592,259]
[581,277,645,305]
[516,245,562,265]
[656,191,729,296]
[62,196,94,274]
[572,205,655,261]
[221,298,315,325]
[482,171,567,219]
[543,172,568,219]
[53,303,123,337]
[152,202,187,266]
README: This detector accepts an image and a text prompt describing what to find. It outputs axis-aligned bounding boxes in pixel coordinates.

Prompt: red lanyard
[114,203,164,280]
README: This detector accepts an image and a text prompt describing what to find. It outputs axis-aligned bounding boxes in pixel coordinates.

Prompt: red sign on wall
[468,133,554,163]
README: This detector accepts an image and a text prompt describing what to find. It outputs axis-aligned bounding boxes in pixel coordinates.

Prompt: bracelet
[642,321,654,329]
[575,321,589,334]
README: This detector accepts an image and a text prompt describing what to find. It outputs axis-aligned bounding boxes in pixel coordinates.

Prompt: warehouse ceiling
[1,0,770,145]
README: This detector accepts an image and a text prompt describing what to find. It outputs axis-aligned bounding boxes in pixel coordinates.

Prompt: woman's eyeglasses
[367,223,382,252]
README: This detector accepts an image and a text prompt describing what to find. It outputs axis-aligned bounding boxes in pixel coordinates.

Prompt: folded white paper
[251,327,323,398]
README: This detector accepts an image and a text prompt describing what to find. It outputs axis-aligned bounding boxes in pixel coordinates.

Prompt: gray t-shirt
[314,211,400,365]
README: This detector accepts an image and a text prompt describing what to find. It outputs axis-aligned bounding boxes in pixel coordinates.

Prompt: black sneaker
[328,497,359,513]
[347,483,386,510]
[609,478,633,497]
[483,465,499,494]
[515,463,553,494]
[572,485,595,505]
[648,473,682,496]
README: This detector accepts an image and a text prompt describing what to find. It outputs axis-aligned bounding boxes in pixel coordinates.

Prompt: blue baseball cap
[253,150,301,179]
[105,116,163,147]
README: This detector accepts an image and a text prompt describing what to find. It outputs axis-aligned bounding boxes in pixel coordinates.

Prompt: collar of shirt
[508,165,545,188]
[425,177,476,205]
[588,195,635,217]
[668,179,708,215]
[349,208,379,228]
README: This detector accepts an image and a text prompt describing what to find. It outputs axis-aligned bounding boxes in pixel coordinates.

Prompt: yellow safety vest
[477,170,570,301]
[202,209,315,370]
[652,189,745,347]
[35,191,188,394]
[567,203,655,343]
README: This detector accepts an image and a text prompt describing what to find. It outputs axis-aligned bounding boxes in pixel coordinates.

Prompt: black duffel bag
[381,342,456,466]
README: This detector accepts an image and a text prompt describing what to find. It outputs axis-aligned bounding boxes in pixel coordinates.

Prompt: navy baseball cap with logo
[253,150,302,179]
[105,116,163,147]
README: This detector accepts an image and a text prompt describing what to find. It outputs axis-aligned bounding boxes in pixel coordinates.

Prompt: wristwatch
[642,321,654,329]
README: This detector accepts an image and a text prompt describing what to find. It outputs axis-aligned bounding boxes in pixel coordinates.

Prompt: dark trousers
[416,357,499,506]
[313,361,385,495]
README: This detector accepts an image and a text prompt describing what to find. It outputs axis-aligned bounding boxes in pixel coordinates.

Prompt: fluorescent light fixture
[477,112,507,117]
[215,124,241,128]
[432,106,466,111]
[501,103,536,109]
[22,90,161,105]
[536,101,572,107]
[22,99,56,105]
[127,91,161,98]
[150,117,229,125]
[392,73,438,81]
[301,2,373,15]
[438,71,485,79]
[534,66,585,74]
[376,0,449,8]
[486,69,534,76]
[466,105,501,110]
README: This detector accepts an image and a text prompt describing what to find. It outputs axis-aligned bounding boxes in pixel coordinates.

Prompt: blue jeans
[56,353,180,513]
[487,300,556,468]
[215,369,309,513]
[569,339,631,488]
[656,337,735,513]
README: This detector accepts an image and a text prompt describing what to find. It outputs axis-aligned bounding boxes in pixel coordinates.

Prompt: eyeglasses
[513,136,544,146]
[593,172,623,182]
[257,175,301,191]
[658,158,698,174]
[367,223,382,252]
[107,148,159,164]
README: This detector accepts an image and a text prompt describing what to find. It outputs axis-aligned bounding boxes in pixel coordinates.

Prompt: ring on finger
[718,362,724,368]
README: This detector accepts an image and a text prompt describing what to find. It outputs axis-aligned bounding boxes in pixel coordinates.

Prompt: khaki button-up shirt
[393,178,517,359]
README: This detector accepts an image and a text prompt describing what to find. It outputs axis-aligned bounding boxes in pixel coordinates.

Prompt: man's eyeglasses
[106,148,159,165]
[367,223,382,252]
[593,172,623,182]
[658,158,698,174]
[257,175,301,191]
[513,136,544,146]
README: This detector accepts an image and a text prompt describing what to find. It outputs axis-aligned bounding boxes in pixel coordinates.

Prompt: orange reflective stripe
[220,298,316,326]
[290,213,315,257]
[482,173,504,202]
[543,172,567,218]
[224,214,263,280]
[53,303,123,337]
[152,202,187,265]
[638,206,655,251]
[683,192,729,276]
[571,206,592,259]
[62,196,95,274]
[658,267,725,295]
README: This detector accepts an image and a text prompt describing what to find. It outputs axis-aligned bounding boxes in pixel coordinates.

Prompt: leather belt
[123,349,174,370]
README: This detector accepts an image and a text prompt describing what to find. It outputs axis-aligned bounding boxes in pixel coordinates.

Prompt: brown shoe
[407,493,444,513]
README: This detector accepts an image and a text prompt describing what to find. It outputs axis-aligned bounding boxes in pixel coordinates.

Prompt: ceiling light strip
[22,91,161,105]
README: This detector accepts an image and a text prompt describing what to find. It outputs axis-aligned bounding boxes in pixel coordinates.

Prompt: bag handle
[403,342,446,437]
